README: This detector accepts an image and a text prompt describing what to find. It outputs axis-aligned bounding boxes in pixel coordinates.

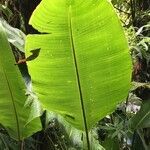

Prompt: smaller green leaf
[0,23,42,140]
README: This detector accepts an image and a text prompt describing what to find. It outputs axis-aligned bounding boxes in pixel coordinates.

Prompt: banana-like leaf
[26,0,131,132]
[0,23,41,140]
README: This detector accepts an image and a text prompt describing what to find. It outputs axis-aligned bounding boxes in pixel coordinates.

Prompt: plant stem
[20,140,24,150]
[137,129,149,150]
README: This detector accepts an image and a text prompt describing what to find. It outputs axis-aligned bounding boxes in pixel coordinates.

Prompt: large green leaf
[26,0,131,132]
[0,23,41,140]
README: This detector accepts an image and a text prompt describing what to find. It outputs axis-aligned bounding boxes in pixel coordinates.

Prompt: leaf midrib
[68,5,90,149]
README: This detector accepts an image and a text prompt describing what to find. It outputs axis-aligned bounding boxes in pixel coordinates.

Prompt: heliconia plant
[0,0,132,149]
[25,0,131,149]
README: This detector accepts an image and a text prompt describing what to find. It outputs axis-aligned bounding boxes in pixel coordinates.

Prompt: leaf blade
[0,23,41,140]
[25,0,131,132]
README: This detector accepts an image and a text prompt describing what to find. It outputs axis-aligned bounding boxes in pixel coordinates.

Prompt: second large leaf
[25,0,131,131]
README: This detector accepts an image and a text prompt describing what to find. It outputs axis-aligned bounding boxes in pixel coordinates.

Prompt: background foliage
[0,0,150,149]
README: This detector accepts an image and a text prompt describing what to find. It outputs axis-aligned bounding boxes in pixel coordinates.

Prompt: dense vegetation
[0,0,150,150]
